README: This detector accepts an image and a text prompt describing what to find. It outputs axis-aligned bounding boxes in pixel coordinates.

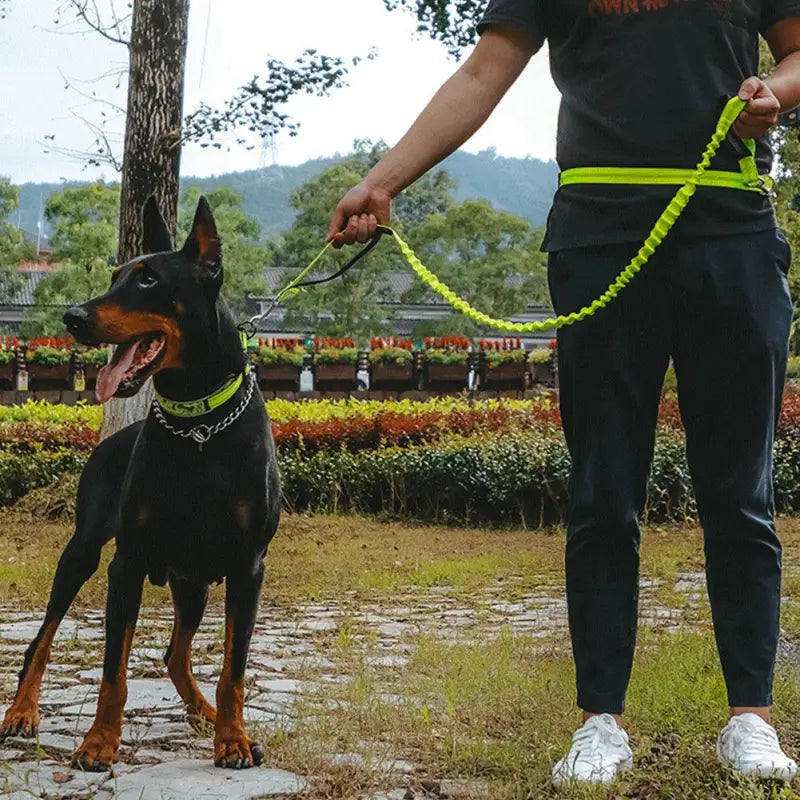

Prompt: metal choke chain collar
[151,372,256,452]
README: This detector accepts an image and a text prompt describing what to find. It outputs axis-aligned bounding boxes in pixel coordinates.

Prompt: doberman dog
[0,197,281,771]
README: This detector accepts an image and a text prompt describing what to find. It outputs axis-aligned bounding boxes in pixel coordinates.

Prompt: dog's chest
[120,442,269,582]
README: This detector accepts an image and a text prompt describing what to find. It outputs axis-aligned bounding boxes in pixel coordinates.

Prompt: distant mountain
[13,149,559,240]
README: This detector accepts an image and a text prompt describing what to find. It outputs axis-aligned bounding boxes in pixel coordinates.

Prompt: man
[327,0,800,787]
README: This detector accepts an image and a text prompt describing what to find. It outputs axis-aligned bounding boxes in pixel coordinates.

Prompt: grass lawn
[3,511,800,798]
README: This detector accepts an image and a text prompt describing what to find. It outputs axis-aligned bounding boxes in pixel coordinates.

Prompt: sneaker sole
[552,756,633,789]
[717,753,797,782]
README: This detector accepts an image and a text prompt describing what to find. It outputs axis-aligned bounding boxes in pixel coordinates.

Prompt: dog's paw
[71,730,118,772]
[214,732,263,769]
[0,702,39,740]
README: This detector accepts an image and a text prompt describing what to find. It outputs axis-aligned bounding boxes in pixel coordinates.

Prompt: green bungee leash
[248,96,773,336]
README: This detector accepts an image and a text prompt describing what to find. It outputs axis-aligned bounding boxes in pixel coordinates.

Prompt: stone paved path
[0,574,706,799]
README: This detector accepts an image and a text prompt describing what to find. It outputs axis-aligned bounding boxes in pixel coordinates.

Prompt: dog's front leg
[214,562,264,769]
[72,552,145,772]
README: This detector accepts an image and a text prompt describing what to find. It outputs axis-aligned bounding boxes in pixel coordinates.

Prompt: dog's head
[63,196,223,402]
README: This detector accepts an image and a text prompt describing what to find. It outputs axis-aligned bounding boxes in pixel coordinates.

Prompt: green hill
[13,149,558,240]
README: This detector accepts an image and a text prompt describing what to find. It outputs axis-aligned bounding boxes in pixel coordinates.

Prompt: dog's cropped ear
[142,196,173,254]
[182,197,221,279]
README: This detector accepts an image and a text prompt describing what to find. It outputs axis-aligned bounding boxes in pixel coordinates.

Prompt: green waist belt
[559,141,775,196]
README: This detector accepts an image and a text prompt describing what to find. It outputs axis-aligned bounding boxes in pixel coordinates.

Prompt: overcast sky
[0,0,561,185]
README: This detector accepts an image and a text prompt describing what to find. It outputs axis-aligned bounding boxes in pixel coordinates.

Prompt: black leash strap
[238,225,393,339]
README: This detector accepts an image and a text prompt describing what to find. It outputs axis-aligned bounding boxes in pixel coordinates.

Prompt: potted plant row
[80,347,109,388]
[252,338,305,391]
[369,337,415,390]
[479,337,528,389]
[529,339,557,384]
[313,337,359,391]
[0,337,18,385]
[26,337,73,386]
[424,336,470,391]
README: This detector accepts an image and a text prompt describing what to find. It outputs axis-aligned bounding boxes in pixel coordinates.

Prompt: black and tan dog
[0,197,281,771]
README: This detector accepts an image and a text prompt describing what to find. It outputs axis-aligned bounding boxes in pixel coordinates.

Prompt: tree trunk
[100,0,189,441]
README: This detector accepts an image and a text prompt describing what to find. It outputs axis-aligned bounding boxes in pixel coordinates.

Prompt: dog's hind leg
[164,578,217,729]
[1,423,140,741]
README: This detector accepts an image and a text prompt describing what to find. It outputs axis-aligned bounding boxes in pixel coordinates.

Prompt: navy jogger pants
[547,229,793,713]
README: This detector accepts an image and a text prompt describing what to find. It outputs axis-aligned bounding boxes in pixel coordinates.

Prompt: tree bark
[100,0,189,440]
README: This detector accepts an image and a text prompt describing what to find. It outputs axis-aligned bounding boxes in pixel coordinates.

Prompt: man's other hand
[734,77,781,139]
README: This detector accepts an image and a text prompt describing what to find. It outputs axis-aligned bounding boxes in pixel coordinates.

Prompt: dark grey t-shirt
[478,0,800,251]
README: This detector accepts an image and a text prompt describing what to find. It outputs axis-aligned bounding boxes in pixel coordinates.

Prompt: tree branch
[43,105,124,171]
[52,0,130,46]
[383,0,483,58]
[181,49,371,149]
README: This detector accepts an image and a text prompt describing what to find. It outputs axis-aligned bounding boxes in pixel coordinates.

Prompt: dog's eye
[137,271,158,289]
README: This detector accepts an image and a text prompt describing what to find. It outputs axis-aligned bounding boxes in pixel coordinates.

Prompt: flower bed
[0,337,17,384]
[26,338,73,387]
[253,338,305,391]
[369,337,416,389]
[313,337,358,391]
[3,385,800,525]
[80,347,109,385]
[424,336,470,391]
[529,340,556,384]
[480,338,527,389]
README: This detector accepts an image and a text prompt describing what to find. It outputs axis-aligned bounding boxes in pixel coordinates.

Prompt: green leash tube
[271,96,762,334]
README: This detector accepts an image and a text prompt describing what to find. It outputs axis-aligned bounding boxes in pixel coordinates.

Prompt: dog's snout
[63,306,90,336]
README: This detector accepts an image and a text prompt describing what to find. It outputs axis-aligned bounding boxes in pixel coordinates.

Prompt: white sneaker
[717,713,797,781]
[552,713,633,788]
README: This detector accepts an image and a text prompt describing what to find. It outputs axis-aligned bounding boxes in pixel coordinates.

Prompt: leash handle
[290,225,393,290]
[238,226,394,339]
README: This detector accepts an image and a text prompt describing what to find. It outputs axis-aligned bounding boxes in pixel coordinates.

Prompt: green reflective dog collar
[154,364,251,419]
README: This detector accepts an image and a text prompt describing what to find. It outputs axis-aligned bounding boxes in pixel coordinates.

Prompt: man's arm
[734,17,800,139]
[327,26,543,248]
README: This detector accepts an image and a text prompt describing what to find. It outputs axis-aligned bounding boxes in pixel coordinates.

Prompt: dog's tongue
[96,339,142,403]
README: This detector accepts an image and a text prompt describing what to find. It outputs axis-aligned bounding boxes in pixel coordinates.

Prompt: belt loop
[735,136,760,187]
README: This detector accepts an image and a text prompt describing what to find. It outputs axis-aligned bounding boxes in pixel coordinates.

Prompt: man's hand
[327,182,391,249]
[325,27,541,249]
[734,77,781,139]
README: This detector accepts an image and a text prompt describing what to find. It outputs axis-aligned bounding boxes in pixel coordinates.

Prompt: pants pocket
[775,229,792,276]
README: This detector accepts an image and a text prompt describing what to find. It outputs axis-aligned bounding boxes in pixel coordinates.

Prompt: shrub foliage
[4,386,800,526]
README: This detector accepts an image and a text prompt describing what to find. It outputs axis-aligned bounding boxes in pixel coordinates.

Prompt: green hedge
[0,449,89,507]
[4,429,800,528]
[276,429,704,527]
